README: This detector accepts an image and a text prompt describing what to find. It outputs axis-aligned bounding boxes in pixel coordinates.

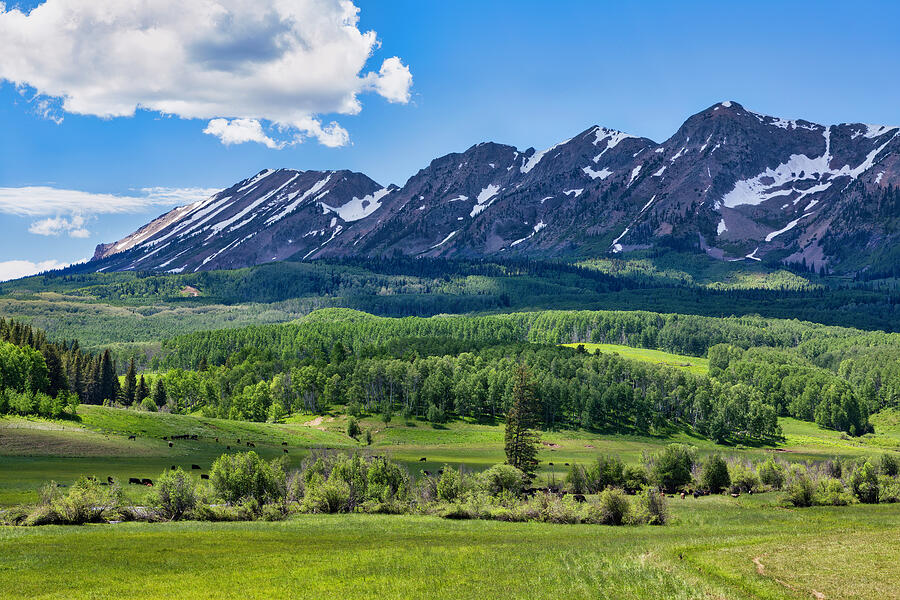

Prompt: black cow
[128,477,141,485]
[423,470,432,476]
[226,445,231,450]
[141,478,153,486]
[168,441,173,448]
[200,474,209,480]
[191,464,201,470]
[236,439,240,444]
[282,441,288,446]
[419,457,427,462]
[107,476,114,484]
[283,449,288,454]
[215,437,219,443]
[573,494,586,503]
[128,435,136,440]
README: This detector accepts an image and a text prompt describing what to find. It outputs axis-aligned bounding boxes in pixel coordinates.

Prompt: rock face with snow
[93,102,900,274]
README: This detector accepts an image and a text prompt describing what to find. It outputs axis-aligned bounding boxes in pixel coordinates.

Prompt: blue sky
[1,0,899,278]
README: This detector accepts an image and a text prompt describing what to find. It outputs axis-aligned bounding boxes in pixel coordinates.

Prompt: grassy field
[2,405,899,506]
[0,499,898,599]
[560,342,709,374]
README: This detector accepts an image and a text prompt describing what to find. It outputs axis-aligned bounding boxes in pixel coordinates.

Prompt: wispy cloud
[0,258,84,282]
[0,186,219,238]
[0,186,218,217]
[0,0,412,148]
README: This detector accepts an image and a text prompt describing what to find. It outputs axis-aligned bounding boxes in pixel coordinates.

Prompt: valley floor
[1,501,898,600]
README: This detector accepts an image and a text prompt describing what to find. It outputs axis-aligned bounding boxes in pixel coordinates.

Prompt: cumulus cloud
[28,214,90,238]
[0,0,412,147]
[0,259,74,282]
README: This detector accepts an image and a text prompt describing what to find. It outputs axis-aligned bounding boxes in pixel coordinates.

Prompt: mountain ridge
[92,101,900,275]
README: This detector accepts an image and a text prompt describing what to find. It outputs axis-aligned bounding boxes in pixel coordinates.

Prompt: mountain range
[92,101,900,275]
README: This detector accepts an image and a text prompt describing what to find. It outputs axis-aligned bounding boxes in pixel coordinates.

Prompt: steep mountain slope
[92,101,900,274]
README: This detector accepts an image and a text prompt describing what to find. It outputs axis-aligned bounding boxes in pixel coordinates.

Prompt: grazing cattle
[564,463,570,466]
[283,449,288,454]
[87,476,96,481]
[171,465,176,470]
[128,477,141,485]
[731,492,740,498]
[548,462,554,466]
[437,469,444,475]
[168,442,173,448]
[226,446,231,450]
[693,491,701,498]
[201,474,209,480]
[680,492,686,499]
[419,457,427,462]
[237,439,240,444]
[215,437,219,443]
[423,471,432,476]
[248,442,255,448]
[282,441,288,446]
[191,464,201,470]
[128,435,136,440]
[748,489,753,495]
[573,494,586,503]
[141,478,153,486]
[107,477,114,484]
[162,436,168,440]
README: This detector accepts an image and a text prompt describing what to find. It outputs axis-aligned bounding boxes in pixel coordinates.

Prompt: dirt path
[753,555,825,599]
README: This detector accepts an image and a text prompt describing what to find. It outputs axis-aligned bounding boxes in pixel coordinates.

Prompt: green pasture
[560,342,709,374]
[1,499,898,600]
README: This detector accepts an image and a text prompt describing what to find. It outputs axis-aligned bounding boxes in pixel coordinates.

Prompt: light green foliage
[648,444,696,493]
[850,460,880,504]
[597,488,631,525]
[479,464,524,496]
[437,466,462,501]
[150,468,198,520]
[757,457,786,490]
[728,462,759,493]
[209,451,285,505]
[141,396,158,412]
[346,416,360,439]
[700,454,730,493]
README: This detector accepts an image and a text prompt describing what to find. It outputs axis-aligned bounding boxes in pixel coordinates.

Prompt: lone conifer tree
[136,375,150,404]
[123,358,137,406]
[504,364,540,482]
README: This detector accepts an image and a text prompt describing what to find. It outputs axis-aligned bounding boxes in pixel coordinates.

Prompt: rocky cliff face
[93,101,900,274]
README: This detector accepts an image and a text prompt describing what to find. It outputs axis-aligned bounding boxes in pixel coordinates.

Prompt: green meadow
[560,342,709,375]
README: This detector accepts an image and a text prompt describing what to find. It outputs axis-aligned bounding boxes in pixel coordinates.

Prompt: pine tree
[42,344,68,397]
[99,350,119,403]
[504,364,541,482]
[136,375,150,404]
[152,379,168,409]
[123,358,137,406]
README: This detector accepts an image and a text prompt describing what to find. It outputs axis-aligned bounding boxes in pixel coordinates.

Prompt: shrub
[878,475,900,503]
[209,451,284,504]
[649,444,696,493]
[824,457,843,479]
[784,474,815,507]
[598,488,631,525]
[141,397,158,412]
[700,454,730,493]
[757,457,786,490]
[880,453,899,477]
[437,466,462,502]
[817,478,853,506]
[366,457,408,502]
[850,460,880,504]
[635,487,669,525]
[346,401,363,418]
[586,455,625,492]
[623,464,649,494]
[346,417,360,439]
[426,404,447,424]
[729,463,759,494]
[150,468,198,520]
[566,463,587,494]
[480,464,525,496]
[303,475,351,513]
[50,477,123,525]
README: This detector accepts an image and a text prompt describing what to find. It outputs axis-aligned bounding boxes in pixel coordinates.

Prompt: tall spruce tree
[152,379,168,409]
[123,358,137,406]
[136,375,150,404]
[99,350,119,403]
[504,364,541,482]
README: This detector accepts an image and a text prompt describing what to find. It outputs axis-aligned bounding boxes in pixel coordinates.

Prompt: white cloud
[0,259,73,282]
[204,118,284,149]
[0,186,219,217]
[28,214,90,237]
[0,0,412,147]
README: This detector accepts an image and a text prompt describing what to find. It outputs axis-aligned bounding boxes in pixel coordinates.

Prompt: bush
[150,468,198,520]
[209,451,285,504]
[881,453,899,477]
[346,401,363,418]
[635,487,669,525]
[729,463,760,494]
[817,478,853,506]
[141,397,158,412]
[586,455,625,492]
[757,457,786,490]
[623,464,649,494]
[366,457,408,502]
[437,466,462,501]
[426,404,447,424]
[700,454,730,493]
[480,464,525,496]
[598,488,631,525]
[878,475,900,503]
[302,474,351,513]
[850,460,880,504]
[784,474,816,507]
[566,464,587,494]
[649,444,696,493]
[346,417,360,439]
